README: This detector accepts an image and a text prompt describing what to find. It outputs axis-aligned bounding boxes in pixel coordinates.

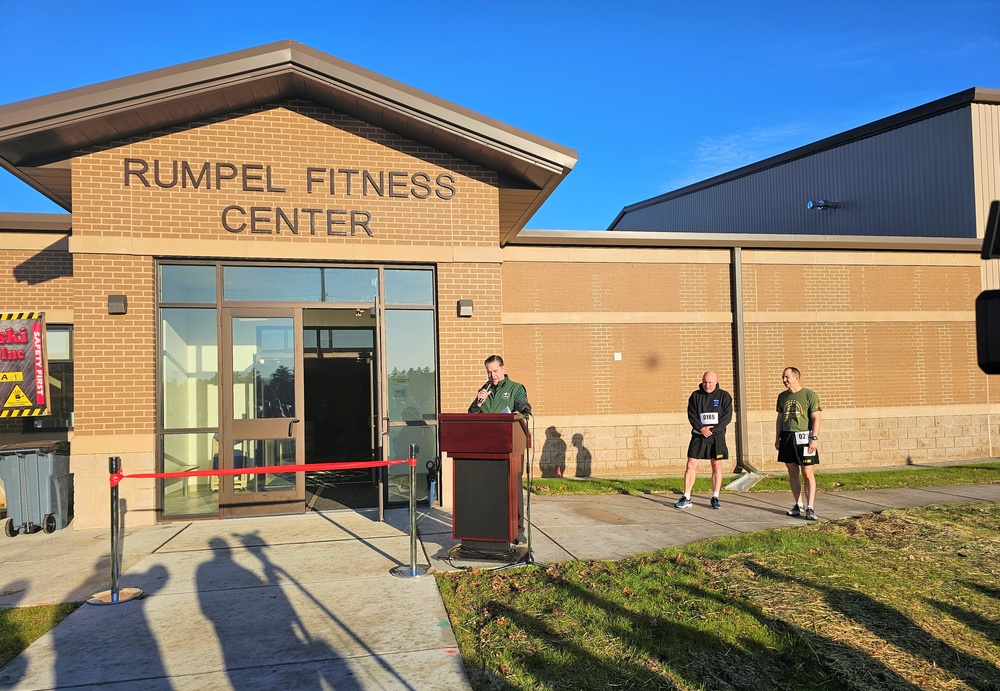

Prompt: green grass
[0,603,79,668]
[437,502,1000,690]
[528,460,1000,497]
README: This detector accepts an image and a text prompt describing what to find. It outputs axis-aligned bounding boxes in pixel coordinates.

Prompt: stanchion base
[389,564,431,579]
[87,587,144,605]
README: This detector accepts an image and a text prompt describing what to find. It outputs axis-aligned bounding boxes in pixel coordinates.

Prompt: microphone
[514,398,531,417]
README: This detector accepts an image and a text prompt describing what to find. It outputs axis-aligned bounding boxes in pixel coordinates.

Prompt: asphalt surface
[0,481,997,690]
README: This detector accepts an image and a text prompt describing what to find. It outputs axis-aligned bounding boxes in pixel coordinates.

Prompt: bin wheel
[4,519,16,538]
[43,514,56,534]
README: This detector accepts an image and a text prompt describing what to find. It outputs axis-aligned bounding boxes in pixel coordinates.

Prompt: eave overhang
[0,40,577,245]
[511,229,983,253]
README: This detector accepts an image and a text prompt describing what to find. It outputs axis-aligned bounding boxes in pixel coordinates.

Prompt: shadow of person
[571,433,592,478]
[749,562,999,689]
[198,536,361,690]
[49,560,172,689]
[539,426,567,478]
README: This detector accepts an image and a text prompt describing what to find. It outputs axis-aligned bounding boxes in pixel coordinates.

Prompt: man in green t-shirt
[775,367,822,521]
[469,354,530,543]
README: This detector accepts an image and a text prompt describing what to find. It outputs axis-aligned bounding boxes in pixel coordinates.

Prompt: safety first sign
[0,312,49,418]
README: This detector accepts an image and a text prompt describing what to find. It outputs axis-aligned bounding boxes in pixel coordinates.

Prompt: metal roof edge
[0,211,72,232]
[611,87,998,226]
[512,229,982,252]
[0,39,577,173]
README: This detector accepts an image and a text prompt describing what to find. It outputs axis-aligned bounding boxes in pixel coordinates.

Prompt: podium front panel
[453,457,515,542]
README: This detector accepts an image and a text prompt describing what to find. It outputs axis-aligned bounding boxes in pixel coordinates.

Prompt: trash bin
[0,441,71,536]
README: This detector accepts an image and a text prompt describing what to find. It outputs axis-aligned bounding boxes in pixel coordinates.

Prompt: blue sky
[0,0,997,230]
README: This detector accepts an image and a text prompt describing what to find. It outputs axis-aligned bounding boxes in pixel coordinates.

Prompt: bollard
[87,456,143,605]
[390,444,430,579]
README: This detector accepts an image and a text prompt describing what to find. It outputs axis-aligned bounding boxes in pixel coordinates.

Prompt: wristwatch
[811,436,819,440]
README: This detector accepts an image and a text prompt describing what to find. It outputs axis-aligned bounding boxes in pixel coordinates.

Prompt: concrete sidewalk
[0,483,997,690]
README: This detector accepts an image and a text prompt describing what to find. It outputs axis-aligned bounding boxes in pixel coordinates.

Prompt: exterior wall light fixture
[457,300,474,318]
[807,199,841,210]
[107,294,128,315]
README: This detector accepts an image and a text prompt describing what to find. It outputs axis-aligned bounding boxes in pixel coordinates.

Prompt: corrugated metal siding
[615,107,978,237]
[973,102,1000,239]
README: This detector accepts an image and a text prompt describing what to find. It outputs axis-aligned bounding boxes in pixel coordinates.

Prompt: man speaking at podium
[469,354,530,543]
[469,354,529,415]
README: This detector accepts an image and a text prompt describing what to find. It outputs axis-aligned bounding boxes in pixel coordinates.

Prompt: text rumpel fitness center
[124,157,459,237]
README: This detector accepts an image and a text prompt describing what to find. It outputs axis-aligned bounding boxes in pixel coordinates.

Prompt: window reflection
[223,266,378,303]
[385,310,436,422]
[162,432,219,517]
[162,309,218,429]
[161,265,216,303]
[231,318,295,421]
[385,269,433,305]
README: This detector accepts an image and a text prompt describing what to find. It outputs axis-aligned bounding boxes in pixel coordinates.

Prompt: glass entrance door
[220,308,305,517]
[302,308,379,511]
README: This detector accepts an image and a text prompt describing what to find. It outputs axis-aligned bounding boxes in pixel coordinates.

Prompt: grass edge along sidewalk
[528,459,1000,497]
[437,501,1000,691]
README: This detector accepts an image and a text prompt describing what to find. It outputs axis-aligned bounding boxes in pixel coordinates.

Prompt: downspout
[731,247,756,472]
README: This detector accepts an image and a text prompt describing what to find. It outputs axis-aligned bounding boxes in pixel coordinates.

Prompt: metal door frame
[219,306,305,518]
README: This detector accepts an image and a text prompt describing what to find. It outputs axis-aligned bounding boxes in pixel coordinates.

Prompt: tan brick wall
[500,251,999,478]
[437,262,503,413]
[0,243,74,440]
[71,254,156,436]
[73,102,498,250]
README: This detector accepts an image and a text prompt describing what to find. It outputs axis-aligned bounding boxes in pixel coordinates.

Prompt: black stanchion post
[390,444,430,579]
[87,456,143,605]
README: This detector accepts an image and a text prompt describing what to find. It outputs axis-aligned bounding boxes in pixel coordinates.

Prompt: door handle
[288,418,300,437]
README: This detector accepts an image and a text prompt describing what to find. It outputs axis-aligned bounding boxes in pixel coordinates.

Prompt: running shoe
[805,507,817,521]
[710,497,721,510]
[674,496,692,509]
[786,504,802,517]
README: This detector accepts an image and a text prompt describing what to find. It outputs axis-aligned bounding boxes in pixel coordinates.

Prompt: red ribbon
[108,457,414,487]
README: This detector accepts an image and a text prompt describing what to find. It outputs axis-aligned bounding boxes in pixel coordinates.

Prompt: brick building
[0,41,996,529]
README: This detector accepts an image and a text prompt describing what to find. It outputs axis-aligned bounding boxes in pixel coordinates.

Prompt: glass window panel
[322,268,378,303]
[234,438,296,493]
[224,266,323,302]
[385,269,433,306]
[162,432,219,517]
[162,309,218,429]
[386,425,437,504]
[161,265,216,303]
[385,310,436,422]
[231,317,295,421]
[332,329,374,349]
[45,327,71,361]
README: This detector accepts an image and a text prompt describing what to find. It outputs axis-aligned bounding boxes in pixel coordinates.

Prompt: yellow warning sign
[3,385,31,408]
[0,372,24,382]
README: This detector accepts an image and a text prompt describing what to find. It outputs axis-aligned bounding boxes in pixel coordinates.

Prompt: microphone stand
[493,412,548,572]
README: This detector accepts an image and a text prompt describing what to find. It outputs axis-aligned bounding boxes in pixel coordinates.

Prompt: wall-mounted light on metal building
[107,294,128,315]
[807,199,841,211]
[457,299,474,318]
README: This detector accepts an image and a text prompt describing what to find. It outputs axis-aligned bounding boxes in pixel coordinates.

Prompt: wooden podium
[439,413,529,550]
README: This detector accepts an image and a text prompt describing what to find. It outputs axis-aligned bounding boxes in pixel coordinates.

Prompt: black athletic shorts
[687,435,728,460]
[777,430,819,466]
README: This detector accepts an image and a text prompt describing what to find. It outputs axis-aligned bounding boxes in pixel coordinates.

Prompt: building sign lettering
[123,158,458,238]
